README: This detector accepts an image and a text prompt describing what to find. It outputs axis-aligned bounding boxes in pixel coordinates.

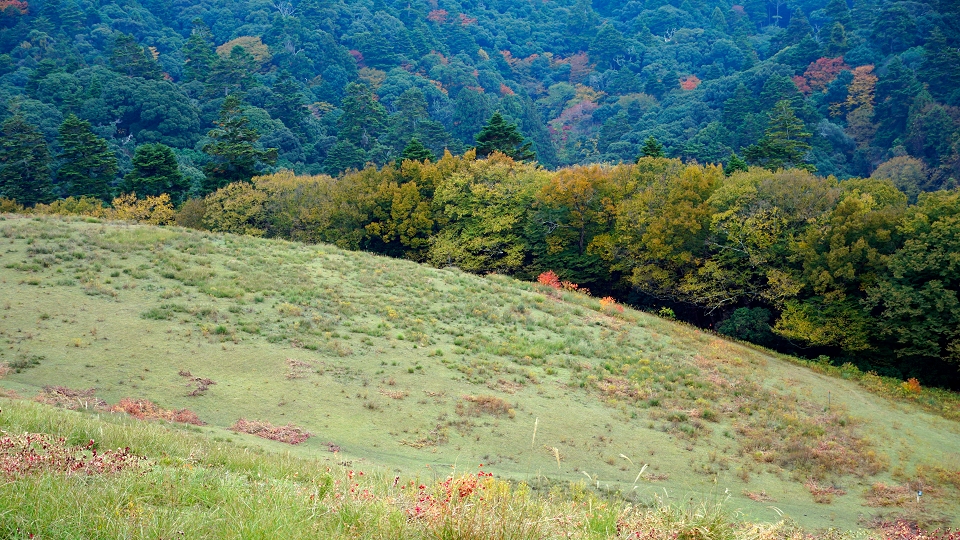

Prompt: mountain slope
[1,214,959,531]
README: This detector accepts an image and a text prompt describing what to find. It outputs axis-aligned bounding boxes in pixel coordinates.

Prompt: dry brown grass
[804,479,847,504]
[285,358,313,379]
[865,482,914,507]
[457,394,513,417]
[230,418,311,444]
[33,386,107,411]
[743,490,777,502]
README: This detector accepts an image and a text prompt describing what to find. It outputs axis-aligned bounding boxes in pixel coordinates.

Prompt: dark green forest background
[1,0,959,387]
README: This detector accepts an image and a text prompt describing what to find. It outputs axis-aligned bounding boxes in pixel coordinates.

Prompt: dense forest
[1,0,959,186]
[1,0,959,386]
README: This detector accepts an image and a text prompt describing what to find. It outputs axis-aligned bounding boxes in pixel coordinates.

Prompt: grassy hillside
[1,214,960,534]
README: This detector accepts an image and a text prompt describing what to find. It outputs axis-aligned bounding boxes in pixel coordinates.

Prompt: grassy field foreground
[1,214,960,536]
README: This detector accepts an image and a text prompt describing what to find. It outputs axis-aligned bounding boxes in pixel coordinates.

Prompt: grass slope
[1,214,959,533]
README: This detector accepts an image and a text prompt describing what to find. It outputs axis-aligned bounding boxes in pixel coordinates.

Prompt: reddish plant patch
[231,418,311,444]
[179,371,216,396]
[872,519,960,540]
[743,490,776,502]
[804,479,846,503]
[111,398,205,426]
[536,270,589,294]
[0,433,140,479]
[402,468,494,521]
[865,482,914,507]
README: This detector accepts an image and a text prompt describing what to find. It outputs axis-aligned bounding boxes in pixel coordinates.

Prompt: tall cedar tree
[338,82,387,150]
[475,112,535,161]
[202,95,278,193]
[395,138,435,168]
[110,34,163,80]
[57,114,118,201]
[181,20,218,83]
[122,143,187,202]
[723,152,749,175]
[0,114,54,206]
[268,71,308,138]
[744,100,814,171]
[639,135,665,158]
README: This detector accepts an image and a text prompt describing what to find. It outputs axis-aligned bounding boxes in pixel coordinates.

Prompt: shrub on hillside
[111,398,205,425]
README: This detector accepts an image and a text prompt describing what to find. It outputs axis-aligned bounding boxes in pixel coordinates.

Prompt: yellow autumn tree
[111,193,175,225]
[831,65,877,147]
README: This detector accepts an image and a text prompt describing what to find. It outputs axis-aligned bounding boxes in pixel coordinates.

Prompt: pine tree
[782,8,812,47]
[122,143,187,202]
[268,71,308,137]
[182,20,218,83]
[724,152,749,175]
[588,23,626,69]
[919,28,960,104]
[824,22,849,57]
[110,34,163,80]
[711,7,727,30]
[723,83,754,128]
[57,114,117,201]
[338,82,387,150]
[639,135,665,158]
[395,138,435,168]
[202,95,278,192]
[0,115,54,206]
[475,112,535,161]
[743,100,814,171]
[824,0,852,28]
[874,56,922,147]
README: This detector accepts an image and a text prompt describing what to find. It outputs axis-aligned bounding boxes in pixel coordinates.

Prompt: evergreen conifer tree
[0,115,54,206]
[639,135,665,158]
[395,138,435,168]
[918,28,960,104]
[475,112,535,161]
[123,143,187,202]
[723,152,749,175]
[743,100,814,171]
[182,20,218,83]
[57,114,117,200]
[268,71,308,137]
[202,95,278,192]
[110,34,163,80]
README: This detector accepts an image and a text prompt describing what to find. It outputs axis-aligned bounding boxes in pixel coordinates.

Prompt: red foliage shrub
[111,398,205,426]
[679,75,701,90]
[804,57,848,92]
[0,434,140,479]
[537,270,561,288]
[0,0,28,16]
[793,74,812,94]
[231,418,312,444]
[427,9,448,23]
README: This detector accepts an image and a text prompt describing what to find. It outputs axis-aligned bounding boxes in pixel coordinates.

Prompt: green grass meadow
[2,214,960,536]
